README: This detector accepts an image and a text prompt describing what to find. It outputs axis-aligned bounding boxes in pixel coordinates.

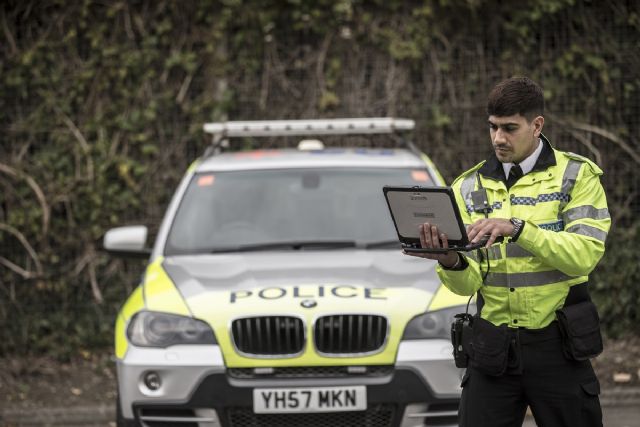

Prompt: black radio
[451,313,474,368]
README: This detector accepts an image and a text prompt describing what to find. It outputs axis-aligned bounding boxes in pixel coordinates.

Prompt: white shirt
[503,138,543,178]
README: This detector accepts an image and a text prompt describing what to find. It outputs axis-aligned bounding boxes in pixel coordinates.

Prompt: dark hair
[486,76,544,120]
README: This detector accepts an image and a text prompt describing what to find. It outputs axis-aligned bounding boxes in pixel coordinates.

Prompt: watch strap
[510,217,525,242]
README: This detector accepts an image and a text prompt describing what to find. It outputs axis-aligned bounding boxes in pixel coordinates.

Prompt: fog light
[143,371,162,391]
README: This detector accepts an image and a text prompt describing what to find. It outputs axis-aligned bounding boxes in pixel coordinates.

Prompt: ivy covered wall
[1,0,638,356]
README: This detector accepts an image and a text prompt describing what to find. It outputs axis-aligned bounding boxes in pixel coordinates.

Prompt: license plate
[253,386,367,413]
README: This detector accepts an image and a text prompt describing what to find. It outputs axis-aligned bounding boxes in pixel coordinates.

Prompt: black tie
[507,164,523,189]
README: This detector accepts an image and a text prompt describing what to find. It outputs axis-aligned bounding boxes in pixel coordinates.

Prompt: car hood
[162,249,439,292]
[142,250,445,367]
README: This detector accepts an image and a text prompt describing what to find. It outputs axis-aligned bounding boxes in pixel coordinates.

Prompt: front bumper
[118,339,462,427]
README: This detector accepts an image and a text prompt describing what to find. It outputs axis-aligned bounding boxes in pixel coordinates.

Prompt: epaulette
[563,152,603,175]
[451,160,486,186]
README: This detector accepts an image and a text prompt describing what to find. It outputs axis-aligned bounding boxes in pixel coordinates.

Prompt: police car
[104,118,469,427]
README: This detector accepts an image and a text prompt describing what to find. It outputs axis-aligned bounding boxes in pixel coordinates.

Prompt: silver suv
[104,118,467,427]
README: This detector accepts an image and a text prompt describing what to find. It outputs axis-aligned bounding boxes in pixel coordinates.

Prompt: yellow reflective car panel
[187,159,201,173]
[143,258,190,316]
[186,284,433,367]
[428,283,472,311]
[115,285,145,359]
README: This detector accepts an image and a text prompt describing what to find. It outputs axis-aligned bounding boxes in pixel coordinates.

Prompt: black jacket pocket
[470,317,510,376]
[556,301,603,361]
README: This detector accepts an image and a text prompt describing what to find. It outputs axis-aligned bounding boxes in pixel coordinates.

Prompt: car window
[165,168,433,255]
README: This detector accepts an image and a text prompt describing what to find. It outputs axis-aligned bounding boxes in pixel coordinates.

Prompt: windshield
[165,167,433,255]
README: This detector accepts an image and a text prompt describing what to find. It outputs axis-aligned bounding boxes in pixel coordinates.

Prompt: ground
[0,350,117,411]
[1,336,639,411]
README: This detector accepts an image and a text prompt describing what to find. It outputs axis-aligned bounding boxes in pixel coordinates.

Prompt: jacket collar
[478,134,556,181]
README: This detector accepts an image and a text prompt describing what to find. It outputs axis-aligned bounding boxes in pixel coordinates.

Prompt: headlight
[127,311,217,347]
[402,304,476,340]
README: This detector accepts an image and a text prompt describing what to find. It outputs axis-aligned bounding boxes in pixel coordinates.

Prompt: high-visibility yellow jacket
[437,136,610,329]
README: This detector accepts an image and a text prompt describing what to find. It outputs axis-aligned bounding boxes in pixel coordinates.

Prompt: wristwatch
[510,217,525,241]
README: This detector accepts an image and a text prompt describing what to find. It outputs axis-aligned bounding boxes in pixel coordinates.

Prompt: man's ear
[532,116,544,138]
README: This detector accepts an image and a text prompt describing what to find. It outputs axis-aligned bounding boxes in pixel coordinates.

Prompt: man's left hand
[466,218,514,247]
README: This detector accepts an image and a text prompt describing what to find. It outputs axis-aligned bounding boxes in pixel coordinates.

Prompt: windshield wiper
[209,240,358,253]
[362,239,402,249]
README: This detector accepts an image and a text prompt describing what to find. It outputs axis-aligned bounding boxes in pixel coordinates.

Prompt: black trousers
[458,322,602,427]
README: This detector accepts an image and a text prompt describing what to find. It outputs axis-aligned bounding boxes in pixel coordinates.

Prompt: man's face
[488,114,544,164]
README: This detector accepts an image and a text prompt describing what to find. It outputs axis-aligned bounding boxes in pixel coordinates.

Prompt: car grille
[314,314,388,354]
[231,316,304,355]
[227,365,394,379]
[226,404,395,427]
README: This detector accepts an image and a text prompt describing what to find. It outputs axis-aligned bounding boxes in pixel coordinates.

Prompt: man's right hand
[403,222,459,267]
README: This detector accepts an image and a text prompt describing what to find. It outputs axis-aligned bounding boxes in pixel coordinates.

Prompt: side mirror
[103,226,151,258]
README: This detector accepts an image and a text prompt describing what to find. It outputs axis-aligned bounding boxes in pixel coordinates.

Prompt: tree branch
[0,256,37,279]
[56,108,95,181]
[567,129,603,166]
[549,113,640,165]
[176,70,195,105]
[1,8,18,56]
[88,258,103,305]
[0,162,50,237]
[0,222,43,276]
[569,121,640,165]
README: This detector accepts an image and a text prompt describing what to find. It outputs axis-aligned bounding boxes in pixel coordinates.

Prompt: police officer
[407,76,610,427]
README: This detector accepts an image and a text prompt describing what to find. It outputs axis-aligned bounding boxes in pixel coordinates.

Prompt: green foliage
[1,0,639,357]
[592,223,640,338]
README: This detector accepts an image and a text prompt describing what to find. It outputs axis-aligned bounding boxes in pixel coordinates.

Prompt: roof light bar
[203,118,414,137]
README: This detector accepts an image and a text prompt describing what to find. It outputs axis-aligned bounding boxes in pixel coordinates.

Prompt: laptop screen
[383,186,468,247]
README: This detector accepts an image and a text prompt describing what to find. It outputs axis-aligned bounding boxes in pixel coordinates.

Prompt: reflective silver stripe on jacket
[469,246,502,262]
[566,224,608,242]
[465,251,479,263]
[460,173,477,212]
[506,243,534,258]
[487,246,501,260]
[563,206,610,224]
[558,159,582,212]
[470,244,532,262]
[485,269,574,288]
